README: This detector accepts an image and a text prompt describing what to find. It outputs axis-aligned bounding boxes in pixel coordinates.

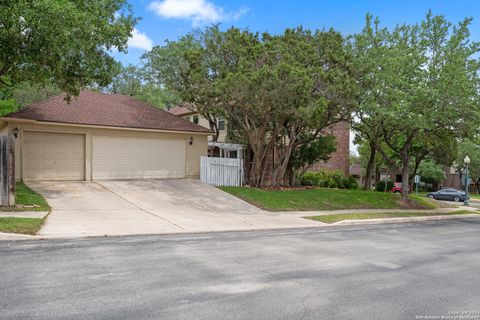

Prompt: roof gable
[169,103,198,116]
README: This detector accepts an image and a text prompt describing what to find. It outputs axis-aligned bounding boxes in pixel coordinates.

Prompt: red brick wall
[307,121,350,175]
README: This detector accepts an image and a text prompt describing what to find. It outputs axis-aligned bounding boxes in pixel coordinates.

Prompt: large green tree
[0,0,137,97]
[352,12,480,198]
[143,26,354,186]
[221,28,354,186]
[142,27,226,141]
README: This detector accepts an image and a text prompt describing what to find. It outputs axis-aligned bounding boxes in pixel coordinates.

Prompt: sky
[116,0,480,154]
[117,0,480,65]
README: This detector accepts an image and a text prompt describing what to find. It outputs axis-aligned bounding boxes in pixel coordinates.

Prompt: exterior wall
[307,121,350,175]
[182,113,227,142]
[5,121,208,180]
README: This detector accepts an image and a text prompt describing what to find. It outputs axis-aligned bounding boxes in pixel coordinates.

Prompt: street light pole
[464,156,470,206]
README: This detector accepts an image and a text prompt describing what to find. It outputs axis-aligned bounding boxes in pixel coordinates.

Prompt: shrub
[375,180,394,192]
[300,170,359,190]
[342,175,359,190]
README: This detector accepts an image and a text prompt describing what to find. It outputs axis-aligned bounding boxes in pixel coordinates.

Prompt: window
[192,115,199,124]
[217,116,225,131]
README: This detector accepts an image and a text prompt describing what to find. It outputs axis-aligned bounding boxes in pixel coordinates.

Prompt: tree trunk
[364,142,376,190]
[400,151,410,199]
[271,142,296,187]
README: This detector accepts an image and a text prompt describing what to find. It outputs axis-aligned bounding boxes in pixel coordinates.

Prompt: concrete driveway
[28,180,317,237]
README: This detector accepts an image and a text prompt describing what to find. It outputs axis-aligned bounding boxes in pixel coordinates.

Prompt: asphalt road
[1,219,480,320]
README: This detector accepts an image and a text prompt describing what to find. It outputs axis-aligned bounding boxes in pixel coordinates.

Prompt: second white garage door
[92,136,186,180]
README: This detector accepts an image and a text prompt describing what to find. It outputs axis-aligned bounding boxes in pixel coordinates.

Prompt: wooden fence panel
[200,157,243,187]
[0,135,15,207]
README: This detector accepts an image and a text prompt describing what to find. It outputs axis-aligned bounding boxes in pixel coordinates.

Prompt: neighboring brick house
[169,105,350,175]
[307,121,350,175]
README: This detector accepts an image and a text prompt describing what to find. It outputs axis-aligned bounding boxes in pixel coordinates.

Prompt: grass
[306,210,476,224]
[220,187,439,211]
[0,217,44,235]
[1,182,50,212]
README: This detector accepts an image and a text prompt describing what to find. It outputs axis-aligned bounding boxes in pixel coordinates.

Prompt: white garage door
[23,132,85,181]
[93,136,186,180]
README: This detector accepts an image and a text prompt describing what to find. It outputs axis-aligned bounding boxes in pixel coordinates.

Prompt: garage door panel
[93,136,186,180]
[23,132,85,181]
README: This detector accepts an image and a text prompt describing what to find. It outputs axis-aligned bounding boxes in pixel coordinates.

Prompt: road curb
[332,214,480,226]
[1,214,479,242]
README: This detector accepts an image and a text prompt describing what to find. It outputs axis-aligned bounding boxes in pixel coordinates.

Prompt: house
[169,105,350,175]
[169,104,227,142]
[0,91,211,181]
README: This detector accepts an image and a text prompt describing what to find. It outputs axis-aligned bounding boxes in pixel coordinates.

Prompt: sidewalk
[1,205,478,241]
[0,211,49,219]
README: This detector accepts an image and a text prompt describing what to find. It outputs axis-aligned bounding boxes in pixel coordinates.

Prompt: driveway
[28,180,317,237]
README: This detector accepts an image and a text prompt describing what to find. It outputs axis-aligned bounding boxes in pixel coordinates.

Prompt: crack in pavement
[94,182,185,231]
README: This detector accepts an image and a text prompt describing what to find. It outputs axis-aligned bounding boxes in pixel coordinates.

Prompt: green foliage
[375,180,395,192]
[106,64,180,109]
[351,12,480,198]
[418,160,446,184]
[289,135,336,170]
[300,170,359,190]
[0,0,137,96]
[0,99,19,116]
[143,26,355,186]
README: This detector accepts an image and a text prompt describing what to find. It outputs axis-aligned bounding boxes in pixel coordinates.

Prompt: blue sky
[117,0,480,66]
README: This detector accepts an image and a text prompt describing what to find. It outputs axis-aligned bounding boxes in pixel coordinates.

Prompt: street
[1,219,480,320]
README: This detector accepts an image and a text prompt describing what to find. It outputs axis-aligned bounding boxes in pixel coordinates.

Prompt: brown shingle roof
[169,103,197,116]
[4,91,211,134]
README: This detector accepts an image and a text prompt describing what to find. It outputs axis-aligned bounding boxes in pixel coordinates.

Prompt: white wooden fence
[200,156,243,187]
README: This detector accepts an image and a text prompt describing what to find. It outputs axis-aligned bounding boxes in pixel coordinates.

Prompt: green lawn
[306,210,476,224]
[1,182,50,212]
[220,187,438,211]
[0,217,44,235]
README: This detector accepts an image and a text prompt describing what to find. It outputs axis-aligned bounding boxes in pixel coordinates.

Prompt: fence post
[8,135,15,206]
[0,135,15,207]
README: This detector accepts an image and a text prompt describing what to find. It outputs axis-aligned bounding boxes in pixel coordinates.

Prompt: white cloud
[148,0,248,25]
[128,29,153,51]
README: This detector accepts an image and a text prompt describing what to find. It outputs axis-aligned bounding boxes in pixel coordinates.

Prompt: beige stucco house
[0,91,211,181]
[169,105,228,142]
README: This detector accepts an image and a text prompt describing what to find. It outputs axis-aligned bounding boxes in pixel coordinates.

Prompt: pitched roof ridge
[3,90,212,134]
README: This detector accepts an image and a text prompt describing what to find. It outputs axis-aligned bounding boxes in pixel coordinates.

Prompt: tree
[220,28,354,186]
[110,64,144,97]
[457,140,480,193]
[352,12,480,198]
[0,0,137,97]
[0,81,60,115]
[349,15,389,190]
[418,160,446,185]
[106,64,179,109]
[287,135,336,185]
[142,26,225,141]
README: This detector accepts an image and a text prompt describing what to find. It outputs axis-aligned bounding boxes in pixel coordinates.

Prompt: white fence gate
[200,156,243,187]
